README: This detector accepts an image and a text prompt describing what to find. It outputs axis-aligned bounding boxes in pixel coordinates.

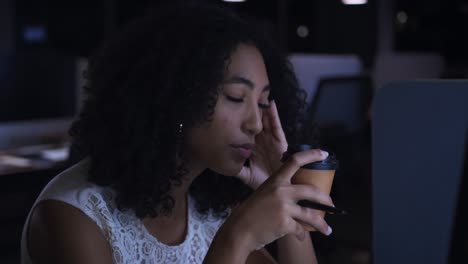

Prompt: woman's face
[185,44,270,176]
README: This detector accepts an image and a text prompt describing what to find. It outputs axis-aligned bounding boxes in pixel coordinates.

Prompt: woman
[21,3,333,263]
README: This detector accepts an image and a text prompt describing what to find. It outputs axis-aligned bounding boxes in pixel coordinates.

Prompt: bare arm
[204,222,277,264]
[203,222,251,264]
[276,234,317,264]
[246,249,278,264]
[28,200,113,264]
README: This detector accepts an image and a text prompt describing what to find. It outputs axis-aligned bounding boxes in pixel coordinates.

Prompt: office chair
[303,75,374,193]
[306,75,373,136]
[301,76,375,257]
[288,54,363,105]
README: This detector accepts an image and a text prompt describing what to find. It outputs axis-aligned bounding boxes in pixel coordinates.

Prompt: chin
[211,160,244,176]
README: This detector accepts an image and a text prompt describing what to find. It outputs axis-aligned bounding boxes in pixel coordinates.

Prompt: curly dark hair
[69,2,308,219]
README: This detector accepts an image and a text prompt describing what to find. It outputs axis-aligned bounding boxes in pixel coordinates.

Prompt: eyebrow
[224,76,270,92]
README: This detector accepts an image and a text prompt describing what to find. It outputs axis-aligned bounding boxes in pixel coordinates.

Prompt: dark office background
[7,0,468,62]
[3,0,467,122]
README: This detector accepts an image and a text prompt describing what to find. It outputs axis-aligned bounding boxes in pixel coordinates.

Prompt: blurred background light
[341,0,368,5]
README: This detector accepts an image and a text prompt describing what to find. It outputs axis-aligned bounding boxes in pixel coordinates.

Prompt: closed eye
[226,95,244,103]
[226,95,270,109]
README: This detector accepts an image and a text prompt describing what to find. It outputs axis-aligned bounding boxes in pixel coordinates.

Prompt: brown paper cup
[282,144,338,232]
[292,168,336,231]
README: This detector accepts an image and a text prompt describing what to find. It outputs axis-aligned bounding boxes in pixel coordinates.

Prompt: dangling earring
[178,123,183,134]
[176,123,184,160]
[175,122,188,176]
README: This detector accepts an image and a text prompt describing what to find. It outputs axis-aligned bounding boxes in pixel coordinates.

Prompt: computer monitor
[372,80,468,264]
[0,51,76,122]
[0,51,82,149]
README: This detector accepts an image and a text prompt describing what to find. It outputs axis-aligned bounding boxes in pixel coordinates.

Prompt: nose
[241,104,263,136]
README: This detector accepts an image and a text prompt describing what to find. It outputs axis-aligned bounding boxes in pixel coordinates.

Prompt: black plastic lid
[282,144,339,170]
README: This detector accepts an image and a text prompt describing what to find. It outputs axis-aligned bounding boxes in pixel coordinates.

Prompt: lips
[230,143,255,159]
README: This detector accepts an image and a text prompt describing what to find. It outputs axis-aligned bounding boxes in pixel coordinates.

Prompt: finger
[261,110,271,132]
[272,149,328,183]
[236,166,251,182]
[269,100,287,142]
[290,184,335,207]
[294,222,306,241]
[291,206,332,236]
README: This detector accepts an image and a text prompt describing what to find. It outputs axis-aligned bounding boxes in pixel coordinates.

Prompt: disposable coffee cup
[283,144,338,231]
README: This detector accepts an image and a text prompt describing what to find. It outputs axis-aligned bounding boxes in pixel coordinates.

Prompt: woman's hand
[237,100,288,189]
[221,149,333,253]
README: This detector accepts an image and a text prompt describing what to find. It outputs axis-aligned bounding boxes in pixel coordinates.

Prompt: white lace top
[20,159,226,263]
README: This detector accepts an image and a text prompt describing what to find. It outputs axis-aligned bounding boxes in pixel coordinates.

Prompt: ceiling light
[296,25,309,38]
[341,0,367,5]
[396,11,408,24]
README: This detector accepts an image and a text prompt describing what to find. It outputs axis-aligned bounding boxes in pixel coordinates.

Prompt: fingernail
[320,150,329,158]
[326,226,333,236]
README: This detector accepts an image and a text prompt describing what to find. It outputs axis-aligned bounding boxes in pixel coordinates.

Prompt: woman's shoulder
[34,158,120,227]
[27,199,114,263]
[24,158,117,263]
[37,159,97,201]
[38,158,92,195]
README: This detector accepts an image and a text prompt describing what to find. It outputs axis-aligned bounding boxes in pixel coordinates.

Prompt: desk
[0,143,69,175]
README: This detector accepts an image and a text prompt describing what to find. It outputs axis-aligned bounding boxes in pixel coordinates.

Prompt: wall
[372,0,446,89]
